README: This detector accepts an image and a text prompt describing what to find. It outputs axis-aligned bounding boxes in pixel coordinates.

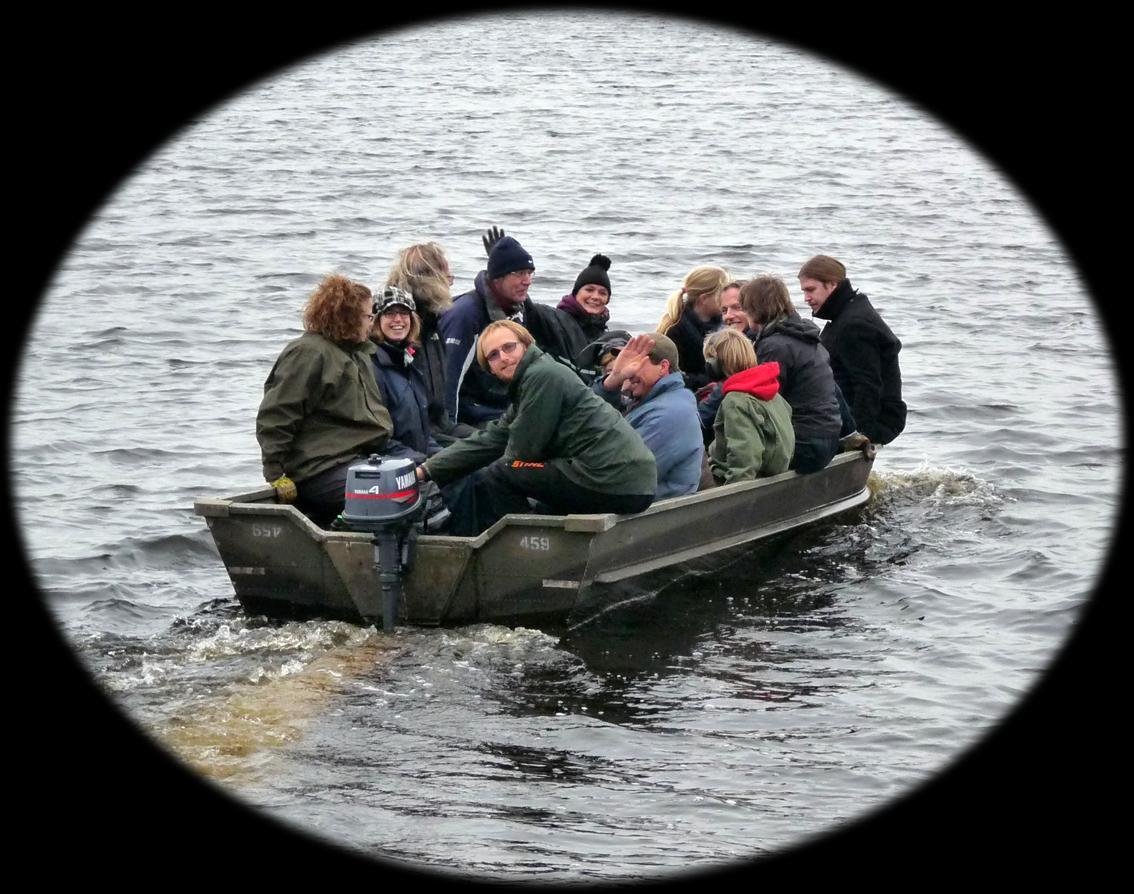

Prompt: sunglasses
[485,340,522,365]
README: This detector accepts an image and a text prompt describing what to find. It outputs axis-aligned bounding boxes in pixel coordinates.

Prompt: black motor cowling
[340,455,423,532]
[338,455,424,632]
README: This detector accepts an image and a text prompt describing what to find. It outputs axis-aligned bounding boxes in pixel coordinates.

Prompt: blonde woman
[385,242,475,445]
[655,265,730,390]
[703,328,795,485]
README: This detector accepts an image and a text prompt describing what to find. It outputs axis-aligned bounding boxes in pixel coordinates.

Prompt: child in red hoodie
[703,329,796,484]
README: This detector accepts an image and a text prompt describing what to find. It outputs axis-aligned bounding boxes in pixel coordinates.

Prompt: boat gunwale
[191,451,873,546]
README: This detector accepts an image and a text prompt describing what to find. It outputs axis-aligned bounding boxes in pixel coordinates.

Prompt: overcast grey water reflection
[11,11,1121,882]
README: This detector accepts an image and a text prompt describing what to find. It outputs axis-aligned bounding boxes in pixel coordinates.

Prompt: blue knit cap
[487,236,536,280]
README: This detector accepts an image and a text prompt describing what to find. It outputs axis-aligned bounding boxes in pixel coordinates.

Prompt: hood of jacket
[630,370,686,411]
[721,361,782,400]
[759,312,821,345]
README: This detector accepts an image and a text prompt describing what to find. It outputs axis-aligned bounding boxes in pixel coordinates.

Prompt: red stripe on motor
[346,489,417,500]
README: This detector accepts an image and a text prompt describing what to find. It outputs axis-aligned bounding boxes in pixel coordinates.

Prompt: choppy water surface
[10,11,1122,883]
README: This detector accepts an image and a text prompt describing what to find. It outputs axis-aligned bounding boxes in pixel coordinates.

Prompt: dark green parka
[257,331,393,483]
[423,345,656,497]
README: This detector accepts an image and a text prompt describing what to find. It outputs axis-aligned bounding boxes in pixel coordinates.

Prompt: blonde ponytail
[656,288,687,334]
[657,265,730,333]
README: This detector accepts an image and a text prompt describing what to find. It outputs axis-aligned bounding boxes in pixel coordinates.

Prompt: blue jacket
[438,271,581,426]
[371,341,441,464]
[596,372,702,500]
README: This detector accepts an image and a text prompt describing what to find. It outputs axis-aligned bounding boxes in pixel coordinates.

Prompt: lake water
[9,10,1124,884]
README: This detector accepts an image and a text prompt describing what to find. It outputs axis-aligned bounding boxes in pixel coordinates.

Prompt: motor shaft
[375,533,403,632]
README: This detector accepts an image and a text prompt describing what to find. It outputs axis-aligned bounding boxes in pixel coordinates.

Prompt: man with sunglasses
[418,320,656,535]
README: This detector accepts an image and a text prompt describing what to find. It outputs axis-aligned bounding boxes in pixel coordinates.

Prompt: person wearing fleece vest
[704,329,795,485]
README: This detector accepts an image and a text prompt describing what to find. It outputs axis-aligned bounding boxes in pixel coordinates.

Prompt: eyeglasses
[381,308,412,319]
[485,341,522,364]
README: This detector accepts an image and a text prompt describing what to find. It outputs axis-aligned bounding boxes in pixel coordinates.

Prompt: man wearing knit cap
[438,232,579,426]
[592,333,703,499]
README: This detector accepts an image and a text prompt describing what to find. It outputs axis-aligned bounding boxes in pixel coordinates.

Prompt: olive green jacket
[708,391,795,484]
[257,332,392,483]
[423,345,656,496]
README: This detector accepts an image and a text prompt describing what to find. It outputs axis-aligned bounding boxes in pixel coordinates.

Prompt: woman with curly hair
[256,273,393,527]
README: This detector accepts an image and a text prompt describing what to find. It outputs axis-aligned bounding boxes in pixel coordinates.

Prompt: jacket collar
[507,343,544,395]
[759,311,821,343]
[681,305,723,334]
[813,279,856,321]
[642,371,685,403]
[476,269,528,322]
[311,331,376,355]
[373,339,416,369]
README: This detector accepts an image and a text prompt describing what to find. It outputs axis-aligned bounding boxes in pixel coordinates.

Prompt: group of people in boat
[255,229,906,534]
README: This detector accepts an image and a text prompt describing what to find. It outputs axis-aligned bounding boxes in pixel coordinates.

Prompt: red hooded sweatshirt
[721,362,781,400]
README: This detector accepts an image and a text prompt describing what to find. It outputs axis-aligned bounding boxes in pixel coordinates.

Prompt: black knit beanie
[487,236,536,280]
[572,253,612,299]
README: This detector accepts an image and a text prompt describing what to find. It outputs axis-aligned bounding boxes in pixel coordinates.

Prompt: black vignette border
[9,6,1125,885]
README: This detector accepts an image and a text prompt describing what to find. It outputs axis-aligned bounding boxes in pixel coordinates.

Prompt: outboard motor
[339,455,424,632]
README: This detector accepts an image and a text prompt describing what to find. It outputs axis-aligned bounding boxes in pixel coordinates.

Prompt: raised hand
[604,334,656,389]
[482,225,506,257]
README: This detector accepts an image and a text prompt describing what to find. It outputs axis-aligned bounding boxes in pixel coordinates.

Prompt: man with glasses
[438,234,578,428]
[418,320,656,535]
[593,333,704,499]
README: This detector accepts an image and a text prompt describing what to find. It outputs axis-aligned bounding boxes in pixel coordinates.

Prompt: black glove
[482,225,506,257]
